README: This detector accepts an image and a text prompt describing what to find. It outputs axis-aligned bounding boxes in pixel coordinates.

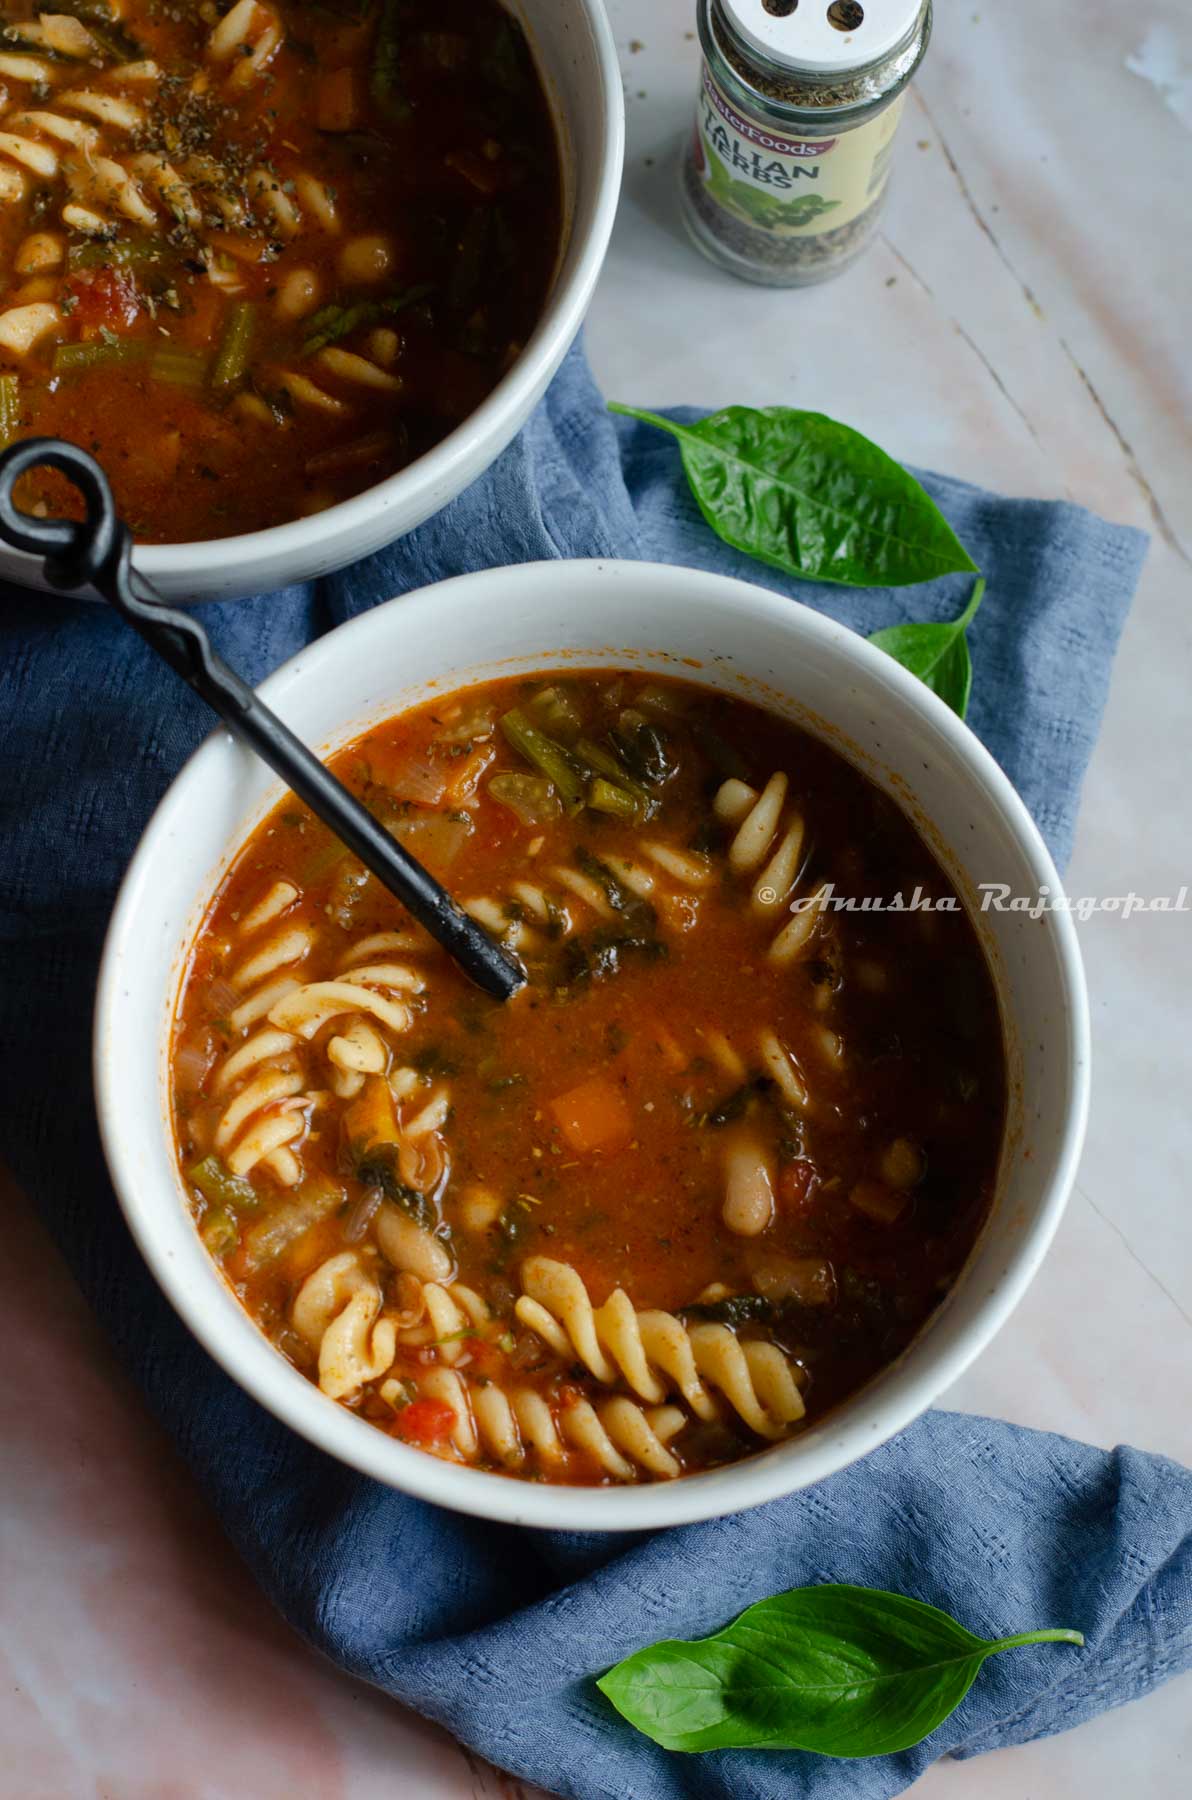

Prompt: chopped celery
[500,708,585,810]
[211,301,256,389]
[0,374,19,446]
[151,347,207,388]
[188,1154,259,1212]
[200,1208,239,1256]
[243,1174,344,1269]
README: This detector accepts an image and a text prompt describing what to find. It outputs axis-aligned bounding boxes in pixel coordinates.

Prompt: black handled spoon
[0,438,525,1003]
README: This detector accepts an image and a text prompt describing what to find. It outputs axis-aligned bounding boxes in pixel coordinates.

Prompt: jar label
[693,61,905,238]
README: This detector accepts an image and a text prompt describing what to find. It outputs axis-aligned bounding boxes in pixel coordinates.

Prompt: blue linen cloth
[2,340,1186,1800]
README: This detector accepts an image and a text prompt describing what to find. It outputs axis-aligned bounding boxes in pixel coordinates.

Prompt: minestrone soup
[171,672,1007,1486]
[0,0,562,540]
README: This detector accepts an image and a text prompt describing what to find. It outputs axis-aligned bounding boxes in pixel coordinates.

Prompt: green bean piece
[200,1208,240,1257]
[53,339,148,375]
[499,708,586,811]
[151,347,208,388]
[370,0,412,121]
[575,737,651,813]
[188,1155,259,1213]
[0,374,20,447]
[300,285,434,356]
[211,301,256,389]
[587,778,641,821]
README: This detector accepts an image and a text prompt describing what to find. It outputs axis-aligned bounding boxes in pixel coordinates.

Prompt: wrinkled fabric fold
[2,340,1181,1800]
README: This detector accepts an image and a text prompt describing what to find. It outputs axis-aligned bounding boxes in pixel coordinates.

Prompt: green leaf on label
[868,577,986,719]
[608,404,979,588]
[597,1583,1083,1759]
[704,154,841,230]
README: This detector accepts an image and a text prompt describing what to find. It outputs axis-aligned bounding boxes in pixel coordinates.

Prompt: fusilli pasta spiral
[714,772,832,963]
[514,1257,805,1440]
[204,880,313,1185]
[292,1251,397,1401]
[464,841,713,954]
[389,1366,689,1482]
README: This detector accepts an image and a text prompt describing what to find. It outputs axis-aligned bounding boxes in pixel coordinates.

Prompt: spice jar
[680,0,932,287]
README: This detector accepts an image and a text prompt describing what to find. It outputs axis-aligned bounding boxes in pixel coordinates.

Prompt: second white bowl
[0,0,624,603]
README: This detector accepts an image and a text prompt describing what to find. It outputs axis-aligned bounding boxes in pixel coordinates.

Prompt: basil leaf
[609,404,978,588]
[597,1583,1082,1759]
[868,577,986,719]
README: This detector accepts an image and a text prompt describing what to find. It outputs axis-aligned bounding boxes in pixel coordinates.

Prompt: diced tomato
[393,1397,457,1445]
[778,1158,820,1210]
[65,268,141,337]
[465,1338,508,1381]
[549,1075,633,1154]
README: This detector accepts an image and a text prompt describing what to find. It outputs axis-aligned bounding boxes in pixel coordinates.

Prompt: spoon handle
[0,438,525,1003]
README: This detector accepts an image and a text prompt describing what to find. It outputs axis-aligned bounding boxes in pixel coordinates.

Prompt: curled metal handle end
[0,438,526,1002]
[0,437,130,594]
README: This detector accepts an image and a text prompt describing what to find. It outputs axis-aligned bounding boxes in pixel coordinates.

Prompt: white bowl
[0,2,623,604]
[96,560,1089,1530]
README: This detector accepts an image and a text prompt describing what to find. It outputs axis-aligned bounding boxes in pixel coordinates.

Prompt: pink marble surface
[0,1170,546,1800]
[4,0,1191,1795]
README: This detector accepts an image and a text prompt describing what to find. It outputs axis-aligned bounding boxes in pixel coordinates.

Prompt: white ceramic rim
[111,0,622,592]
[95,560,1090,1531]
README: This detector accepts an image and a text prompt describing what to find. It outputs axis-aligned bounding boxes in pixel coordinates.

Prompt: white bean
[338,233,394,283]
[274,266,320,320]
[722,1135,775,1237]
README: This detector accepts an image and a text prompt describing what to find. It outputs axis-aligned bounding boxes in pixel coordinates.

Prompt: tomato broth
[0,0,562,539]
[172,671,1007,1486]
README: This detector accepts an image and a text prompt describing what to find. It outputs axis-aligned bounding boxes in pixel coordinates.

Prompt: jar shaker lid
[720,0,922,76]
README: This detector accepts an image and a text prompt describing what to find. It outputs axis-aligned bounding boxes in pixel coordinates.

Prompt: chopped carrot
[549,1076,633,1154]
[444,742,496,801]
[342,1074,399,1154]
